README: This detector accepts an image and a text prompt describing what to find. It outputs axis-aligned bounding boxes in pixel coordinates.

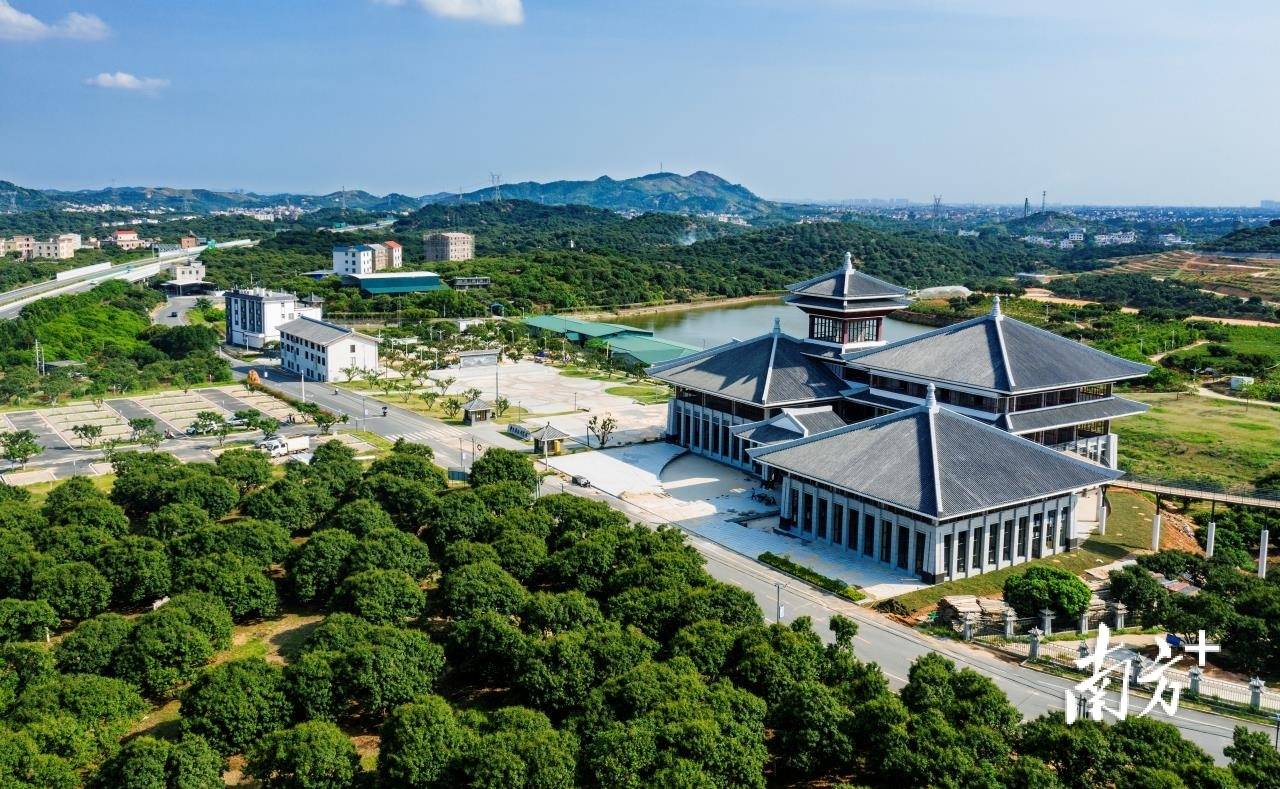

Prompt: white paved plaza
[547,444,928,600]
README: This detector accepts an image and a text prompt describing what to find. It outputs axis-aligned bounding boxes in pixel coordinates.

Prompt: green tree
[91,734,225,789]
[70,423,104,448]
[440,560,528,619]
[180,658,292,755]
[468,447,538,490]
[331,569,425,624]
[0,598,59,642]
[347,528,433,579]
[287,529,358,606]
[246,721,360,789]
[1,430,42,468]
[321,498,395,538]
[377,694,467,787]
[31,560,112,621]
[215,447,273,493]
[54,613,134,675]
[99,536,172,607]
[172,552,280,621]
[1003,566,1092,618]
[114,607,216,697]
[142,501,211,541]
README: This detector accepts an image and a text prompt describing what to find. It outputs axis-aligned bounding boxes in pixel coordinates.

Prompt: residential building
[1058,239,1074,250]
[224,287,324,349]
[110,228,147,250]
[6,235,35,259]
[956,229,980,238]
[382,240,403,269]
[1068,229,1085,242]
[1159,233,1185,246]
[423,231,475,261]
[1093,231,1137,246]
[179,235,200,249]
[341,271,447,295]
[165,260,208,294]
[646,254,1152,585]
[278,316,379,382]
[367,243,389,271]
[32,233,80,260]
[332,244,374,275]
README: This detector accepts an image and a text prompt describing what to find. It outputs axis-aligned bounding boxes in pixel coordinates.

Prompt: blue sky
[2,0,1277,205]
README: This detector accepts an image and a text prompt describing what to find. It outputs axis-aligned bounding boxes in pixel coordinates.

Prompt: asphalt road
[239,360,1268,763]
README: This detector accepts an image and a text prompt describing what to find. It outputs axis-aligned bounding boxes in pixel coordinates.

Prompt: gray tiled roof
[731,407,847,445]
[751,404,1120,518]
[527,423,571,441]
[461,397,493,412]
[844,308,1151,393]
[278,317,356,346]
[1001,396,1149,433]
[786,255,909,300]
[784,295,911,312]
[647,330,845,406]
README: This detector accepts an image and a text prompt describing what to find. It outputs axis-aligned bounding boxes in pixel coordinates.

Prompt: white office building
[224,287,323,349]
[278,316,380,382]
[332,244,375,275]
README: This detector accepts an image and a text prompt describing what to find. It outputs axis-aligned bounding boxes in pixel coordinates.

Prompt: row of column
[782,476,932,577]
[780,475,1078,582]
[672,400,751,469]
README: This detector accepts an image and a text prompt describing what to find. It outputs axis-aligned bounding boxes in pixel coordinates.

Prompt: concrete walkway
[547,446,927,600]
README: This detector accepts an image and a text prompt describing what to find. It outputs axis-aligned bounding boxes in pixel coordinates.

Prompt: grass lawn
[1116,392,1280,487]
[894,489,1154,615]
[605,384,671,405]
[23,474,115,505]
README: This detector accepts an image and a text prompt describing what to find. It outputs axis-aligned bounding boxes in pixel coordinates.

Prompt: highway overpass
[0,239,253,319]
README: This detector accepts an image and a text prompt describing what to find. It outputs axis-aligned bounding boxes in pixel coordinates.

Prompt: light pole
[774,581,788,623]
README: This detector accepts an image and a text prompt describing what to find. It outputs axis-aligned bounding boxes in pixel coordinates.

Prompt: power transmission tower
[1023,197,1030,218]
[34,340,45,376]
[1041,190,1047,212]
[489,173,502,203]
[932,195,942,229]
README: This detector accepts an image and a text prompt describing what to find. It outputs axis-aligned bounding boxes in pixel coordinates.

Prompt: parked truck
[255,435,309,457]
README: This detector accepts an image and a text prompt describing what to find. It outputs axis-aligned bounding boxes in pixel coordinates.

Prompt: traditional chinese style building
[648,253,1151,583]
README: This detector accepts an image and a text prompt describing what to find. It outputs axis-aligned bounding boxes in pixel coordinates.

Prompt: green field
[894,490,1154,614]
[604,384,671,404]
[1115,392,1280,487]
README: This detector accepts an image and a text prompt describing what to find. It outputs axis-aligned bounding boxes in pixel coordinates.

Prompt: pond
[609,297,931,350]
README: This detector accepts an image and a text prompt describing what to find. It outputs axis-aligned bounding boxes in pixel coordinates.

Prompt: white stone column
[995,517,1006,569]
[841,504,852,553]
[1098,493,1108,536]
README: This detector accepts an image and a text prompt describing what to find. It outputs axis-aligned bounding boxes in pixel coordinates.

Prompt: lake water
[610,297,931,350]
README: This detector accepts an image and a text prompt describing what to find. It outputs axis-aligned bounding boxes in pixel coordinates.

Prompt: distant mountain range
[0,171,778,219]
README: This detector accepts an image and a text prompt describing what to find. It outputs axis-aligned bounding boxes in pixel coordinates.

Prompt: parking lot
[5,385,304,455]
[431,361,668,449]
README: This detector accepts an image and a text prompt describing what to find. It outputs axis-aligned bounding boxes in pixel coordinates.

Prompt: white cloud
[375,0,524,26]
[0,1,108,41]
[83,72,170,91]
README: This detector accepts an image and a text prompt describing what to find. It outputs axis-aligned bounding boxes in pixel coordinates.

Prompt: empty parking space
[42,402,131,447]
[6,410,72,452]
[107,398,182,436]
[131,391,230,432]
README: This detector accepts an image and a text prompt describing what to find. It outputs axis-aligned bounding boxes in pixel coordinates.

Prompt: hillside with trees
[0,281,229,403]
[0,443,1267,787]
[1047,273,1278,320]
[1207,223,1280,253]
[203,201,1044,314]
